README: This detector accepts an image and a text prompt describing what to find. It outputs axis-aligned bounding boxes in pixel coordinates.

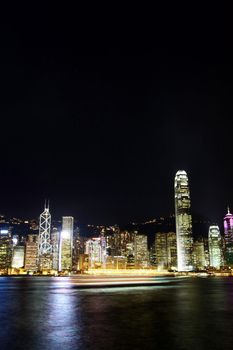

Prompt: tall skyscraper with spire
[224,207,233,266]
[38,201,52,270]
[174,170,193,271]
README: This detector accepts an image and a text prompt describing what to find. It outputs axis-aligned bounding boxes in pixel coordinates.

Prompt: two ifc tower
[174,170,193,271]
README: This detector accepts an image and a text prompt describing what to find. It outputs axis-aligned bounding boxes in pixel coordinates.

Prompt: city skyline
[1,5,232,350]
[0,178,231,275]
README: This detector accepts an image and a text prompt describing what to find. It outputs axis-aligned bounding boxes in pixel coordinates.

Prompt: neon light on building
[224,207,233,266]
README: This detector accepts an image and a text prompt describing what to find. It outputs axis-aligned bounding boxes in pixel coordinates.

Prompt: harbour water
[0,276,233,349]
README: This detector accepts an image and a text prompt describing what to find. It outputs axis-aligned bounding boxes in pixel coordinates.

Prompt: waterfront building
[155,232,177,270]
[112,225,121,256]
[224,207,233,266]
[85,237,100,268]
[78,253,89,272]
[0,229,12,274]
[100,234,107,268]
[113,230,136,257]
[167,232,177,270]
[126,252,135,269]
[155,232,168,270]
[24,234,38,272]
[108,228,136,257]
[85,237,106,268]
[11,246,25,269]
[38,202,52,271]
[203,238,210,267]
[208,225,223,269]
[73,227,81,270]
[134,234,148,268]
[51,227,59,270]
[174,170,194,271]
[59,216,74,271]
[149,244,156,267]
[125,242,135,268]
[193,240,206,270]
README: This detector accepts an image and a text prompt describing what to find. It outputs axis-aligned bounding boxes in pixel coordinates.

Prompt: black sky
[0,5,231,225]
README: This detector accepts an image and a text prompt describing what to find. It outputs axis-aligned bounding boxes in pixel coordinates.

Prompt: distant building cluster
[0,170,233,275]
[0,203,76,275]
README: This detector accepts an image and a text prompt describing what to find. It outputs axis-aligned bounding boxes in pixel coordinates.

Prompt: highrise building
[0,229,12,274]
[72,227,81,270]
[111,230,136,257]
[155,232,177,270]
[224,207,233,266]
[85,237,106,268]
[59,216,74,271]
[51,227,59,271]
[149,244,156,267]
[167,232,177,270]
[174,170,193,271]
[208,225,223,269]
[38,202,52,270]
[11,246,25,269]
[134,234,148,268]
[203,238,210,268]
[193,240,206,270]
[155,232,168,270]
[24,234,38,272]
[78,253,89,272]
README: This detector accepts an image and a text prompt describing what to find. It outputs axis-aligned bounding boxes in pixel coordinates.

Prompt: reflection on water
[1,277,233,349]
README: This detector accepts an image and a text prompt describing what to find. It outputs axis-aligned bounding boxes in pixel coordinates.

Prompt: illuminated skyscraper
[59,216,74,271]
[134,234,148,268]
[224,207,233,266]
[24,234,38,272]
[167,232,177,270]
[208,225,223,269]
[38,201,51,255]
[38,201,52,271]
[155,232,168,270]
[112,230,135,257]
[85,237,106,268]
[193,240,206,270]
[174,170,193,271]
[0,229,12,274]
[155,232,177,270]
[11,246,25,269]
[51,227,59,270]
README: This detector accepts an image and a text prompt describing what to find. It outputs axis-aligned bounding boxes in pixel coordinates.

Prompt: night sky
[0,6,231,225]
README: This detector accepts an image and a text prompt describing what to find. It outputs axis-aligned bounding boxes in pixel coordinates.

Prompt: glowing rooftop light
[0,229,8,234]
[12,237,18,245]
[61,230,70,239]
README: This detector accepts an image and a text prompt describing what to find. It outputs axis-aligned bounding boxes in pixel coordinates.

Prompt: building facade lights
[174,170,194,271]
